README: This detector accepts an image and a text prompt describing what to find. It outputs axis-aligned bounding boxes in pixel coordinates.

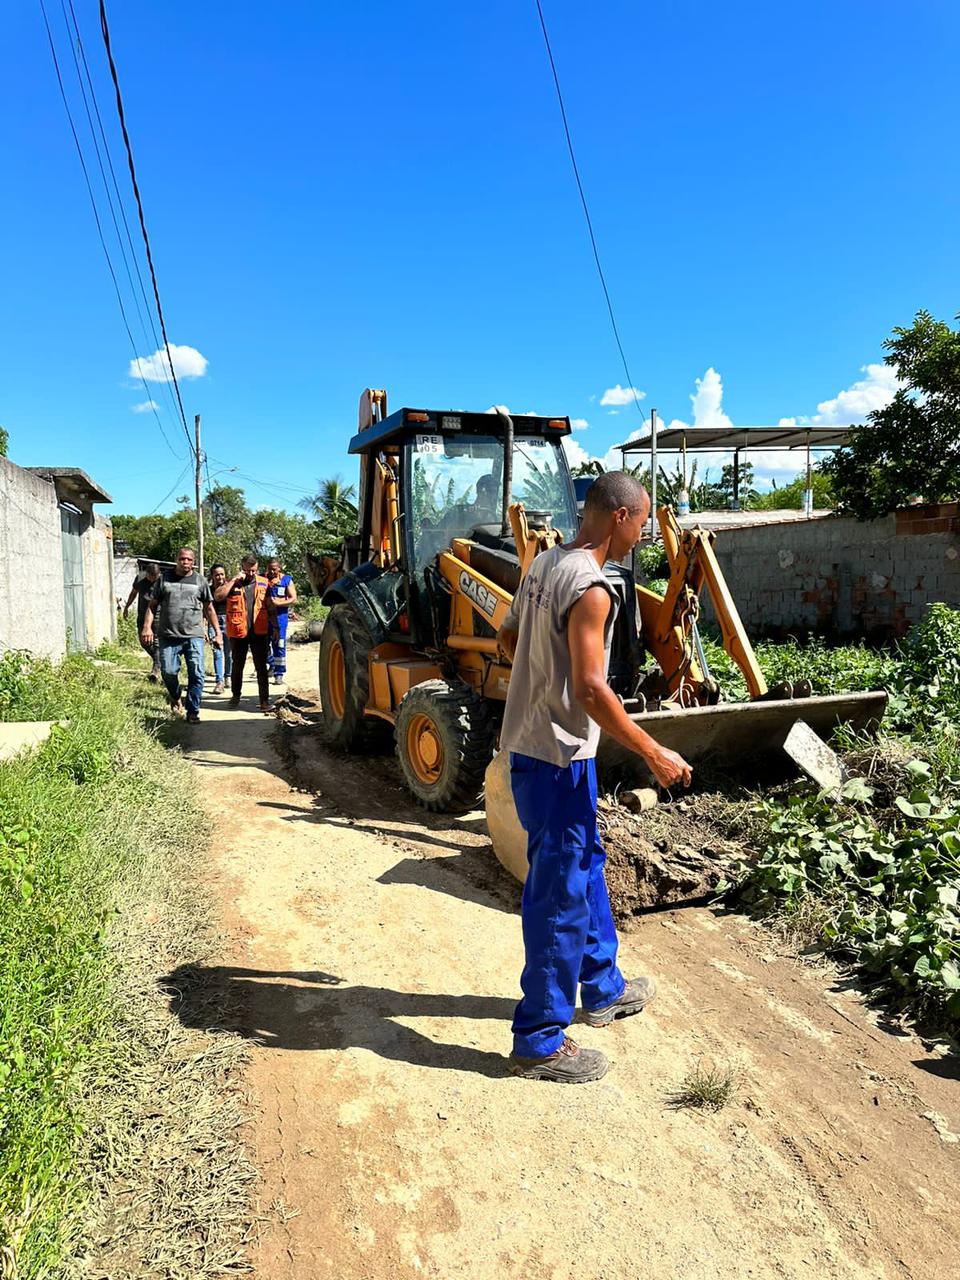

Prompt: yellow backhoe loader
[318,390,885,812]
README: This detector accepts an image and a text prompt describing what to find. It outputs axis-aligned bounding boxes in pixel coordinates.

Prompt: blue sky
[2,1,959,514]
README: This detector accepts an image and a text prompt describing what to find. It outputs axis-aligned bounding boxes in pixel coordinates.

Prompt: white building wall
[0,456,67,660]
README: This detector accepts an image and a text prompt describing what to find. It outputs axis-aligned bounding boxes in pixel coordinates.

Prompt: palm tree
[299,477,359,552]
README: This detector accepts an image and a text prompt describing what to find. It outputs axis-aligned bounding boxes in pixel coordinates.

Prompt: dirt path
[176,641,960,1280]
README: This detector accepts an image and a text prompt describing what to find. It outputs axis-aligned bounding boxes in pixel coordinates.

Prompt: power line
[63,0,184,434]
[148,460,192,514]
[59,0,152,352]
[38,0,182,461]
[534,0,645,419]
[98,0,195,456]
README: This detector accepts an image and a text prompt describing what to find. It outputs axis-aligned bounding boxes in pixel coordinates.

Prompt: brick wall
[699,504,960,640]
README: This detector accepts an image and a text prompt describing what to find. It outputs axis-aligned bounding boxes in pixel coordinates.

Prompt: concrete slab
[0,720,58,762]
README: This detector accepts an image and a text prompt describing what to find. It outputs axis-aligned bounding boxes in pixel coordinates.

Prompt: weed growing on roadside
[669,1059,742,1112]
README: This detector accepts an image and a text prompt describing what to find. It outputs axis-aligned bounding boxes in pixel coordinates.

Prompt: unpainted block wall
[701,505,960,639]
[0,456,115,660]
[0,456,67,659]
[83,515,116,651]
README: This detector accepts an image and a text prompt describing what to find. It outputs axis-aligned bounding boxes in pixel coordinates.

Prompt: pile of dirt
[600,791,749,920]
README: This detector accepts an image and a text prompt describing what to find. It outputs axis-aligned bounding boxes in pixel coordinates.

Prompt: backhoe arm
[636,508,768,702]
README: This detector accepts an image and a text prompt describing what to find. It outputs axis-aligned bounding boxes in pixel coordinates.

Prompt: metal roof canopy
[617,424,853,454]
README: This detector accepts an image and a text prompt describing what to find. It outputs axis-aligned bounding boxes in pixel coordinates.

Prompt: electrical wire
[59,0,152,352]
[63,0,184,434]
[98,0,195,457]
[38,0,183,461]
[148,460,192,514]
[534,0,645,419]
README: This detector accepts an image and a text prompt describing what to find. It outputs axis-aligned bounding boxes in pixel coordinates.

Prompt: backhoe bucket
[487,690,888,884]
[597,690,888,777]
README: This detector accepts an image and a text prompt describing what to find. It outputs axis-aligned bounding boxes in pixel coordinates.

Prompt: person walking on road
[215,554,276,714]
[208,564,233,694]
[496,472,692,1084]
[123,560,162,681]
[141,547,221,725]
[265,557,297,686]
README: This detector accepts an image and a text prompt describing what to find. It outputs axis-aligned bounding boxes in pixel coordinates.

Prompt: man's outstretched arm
[568,586,692,789]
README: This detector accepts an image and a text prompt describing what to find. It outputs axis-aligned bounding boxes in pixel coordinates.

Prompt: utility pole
[194,414,204,574]
[649,407,658,538]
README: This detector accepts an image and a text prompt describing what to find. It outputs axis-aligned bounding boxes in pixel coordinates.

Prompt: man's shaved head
[583,471,648,516]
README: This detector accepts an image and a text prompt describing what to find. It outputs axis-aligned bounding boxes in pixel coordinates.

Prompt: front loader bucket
[486,691,888,885]
[597,690,888,777]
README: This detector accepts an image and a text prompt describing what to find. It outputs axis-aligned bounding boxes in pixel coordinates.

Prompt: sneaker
[213,682,224,694]
[170,700,185,719]
[582,976,657,1027]
[509,1036,608,1083]
[186,713,200,724]
[260,701,271,715]
[273,676,284,686]
[229,696,241,708]
[148,670,159,683]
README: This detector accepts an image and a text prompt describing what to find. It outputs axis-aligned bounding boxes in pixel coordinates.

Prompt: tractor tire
[318,602,382,750]
[395,679,497,813]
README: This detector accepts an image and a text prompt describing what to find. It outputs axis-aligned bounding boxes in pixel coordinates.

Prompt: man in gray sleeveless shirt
[497,471,691,1083]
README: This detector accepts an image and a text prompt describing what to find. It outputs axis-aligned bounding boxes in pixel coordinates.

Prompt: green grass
[0,649,247,1277]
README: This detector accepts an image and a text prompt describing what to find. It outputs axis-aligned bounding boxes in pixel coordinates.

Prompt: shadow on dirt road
[162,964,511,1077]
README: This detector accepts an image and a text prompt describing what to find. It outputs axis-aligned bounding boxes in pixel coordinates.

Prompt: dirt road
[175,641,960,1280]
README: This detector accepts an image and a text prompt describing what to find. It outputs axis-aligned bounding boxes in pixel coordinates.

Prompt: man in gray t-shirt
[141,547,222,724]
[497,472,691,1084]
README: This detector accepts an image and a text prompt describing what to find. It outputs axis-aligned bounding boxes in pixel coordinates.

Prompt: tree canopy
[822,310,960,519]
[112,481,344,583]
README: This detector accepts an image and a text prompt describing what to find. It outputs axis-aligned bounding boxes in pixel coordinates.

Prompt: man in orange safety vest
[214,554,277,714]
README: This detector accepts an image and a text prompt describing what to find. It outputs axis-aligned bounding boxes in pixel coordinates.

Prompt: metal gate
[60,507,86,652]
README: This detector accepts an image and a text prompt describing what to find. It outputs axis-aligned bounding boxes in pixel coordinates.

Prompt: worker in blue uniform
[496,471,692,1083]
[265,558,297,685]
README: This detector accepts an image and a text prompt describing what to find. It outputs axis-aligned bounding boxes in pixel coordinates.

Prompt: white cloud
[600,384,646,408]
[807,362,900,424]
[129,343,208,384]
[570,417,589,431]
[688,367,733,429]
[131,399,159,413]
[561,435,592,471]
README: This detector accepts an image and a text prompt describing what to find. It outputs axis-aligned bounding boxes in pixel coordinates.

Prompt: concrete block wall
[700,505,960,640]
[0,456,115,661]
[0,456,68,659]
[83,515,116,651]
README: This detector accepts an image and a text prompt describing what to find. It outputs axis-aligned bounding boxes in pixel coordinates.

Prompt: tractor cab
[340,403,579,650]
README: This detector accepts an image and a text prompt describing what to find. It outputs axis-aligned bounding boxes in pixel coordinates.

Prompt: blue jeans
[209,616,232,684]
[159,637,205,716]
[509,753,625,1058]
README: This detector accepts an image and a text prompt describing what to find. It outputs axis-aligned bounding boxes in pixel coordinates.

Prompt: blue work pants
[509,753,625,1058]
[267,610,288,679]
[159,636,205,716]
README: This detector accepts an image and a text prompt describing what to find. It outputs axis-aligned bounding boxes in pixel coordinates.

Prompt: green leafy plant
[822,310,960,519]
